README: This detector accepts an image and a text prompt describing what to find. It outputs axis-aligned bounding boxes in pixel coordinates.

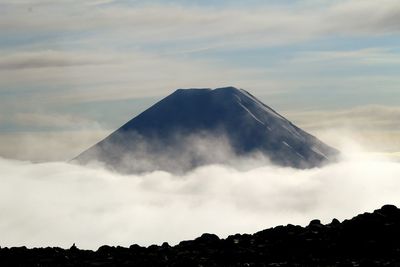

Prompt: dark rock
[161,242,170,248]
[69,243,78,251]
[330,218,340,225]
[195,233,220,244]
[380,204,399,216]
[309,219,322,226]
[1,205,400,266]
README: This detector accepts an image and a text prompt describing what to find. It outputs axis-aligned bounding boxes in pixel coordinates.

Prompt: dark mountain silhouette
[74,87,338,173]
[2,205,400,266]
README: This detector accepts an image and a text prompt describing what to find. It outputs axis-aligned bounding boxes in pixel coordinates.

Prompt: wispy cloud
[0,51,116,70]
[2,0,400,49]
[0,49,280,105]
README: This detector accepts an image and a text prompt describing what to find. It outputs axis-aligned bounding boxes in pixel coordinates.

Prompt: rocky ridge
[1,205,400,266]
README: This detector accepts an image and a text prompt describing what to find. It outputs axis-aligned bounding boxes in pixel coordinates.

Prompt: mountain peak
[74,87,339,173]
[174,86,239,93]
[171,87,248,100]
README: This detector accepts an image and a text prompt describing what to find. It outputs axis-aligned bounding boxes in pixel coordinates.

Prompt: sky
[0,0,400,160]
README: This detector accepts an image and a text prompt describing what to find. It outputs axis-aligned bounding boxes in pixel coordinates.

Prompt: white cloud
[0,150,399,249]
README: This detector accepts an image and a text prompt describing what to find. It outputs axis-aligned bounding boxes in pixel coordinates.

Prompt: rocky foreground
[2,205,400,266]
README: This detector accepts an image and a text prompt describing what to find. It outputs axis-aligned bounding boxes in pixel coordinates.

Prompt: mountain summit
[74,87,338,173]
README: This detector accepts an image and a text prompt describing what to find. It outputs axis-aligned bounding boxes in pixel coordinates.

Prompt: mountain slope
[74,87,339,173]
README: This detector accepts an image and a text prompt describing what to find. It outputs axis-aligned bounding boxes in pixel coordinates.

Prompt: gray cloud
[0,51,116,70]
[325,0,400,34]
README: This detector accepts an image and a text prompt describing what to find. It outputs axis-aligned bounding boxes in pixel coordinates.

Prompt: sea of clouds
[1,141,400,250]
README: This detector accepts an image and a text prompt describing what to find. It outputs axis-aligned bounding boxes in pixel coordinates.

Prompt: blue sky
[0,0,400,160]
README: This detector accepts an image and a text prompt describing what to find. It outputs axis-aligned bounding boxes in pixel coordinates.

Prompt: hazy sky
[1,0,400,160]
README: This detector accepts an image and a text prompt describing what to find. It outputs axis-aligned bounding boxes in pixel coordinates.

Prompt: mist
[1,142,400,250]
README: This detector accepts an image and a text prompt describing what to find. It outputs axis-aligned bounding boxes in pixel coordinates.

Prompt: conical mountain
[74,87,339,173]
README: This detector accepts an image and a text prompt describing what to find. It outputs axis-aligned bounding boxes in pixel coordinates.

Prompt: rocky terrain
[1,205,400,266]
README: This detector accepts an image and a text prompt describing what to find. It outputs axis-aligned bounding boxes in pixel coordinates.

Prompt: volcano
[74,87,339,173]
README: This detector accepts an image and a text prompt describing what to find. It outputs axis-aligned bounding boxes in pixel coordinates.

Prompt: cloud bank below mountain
[1,147,399,249]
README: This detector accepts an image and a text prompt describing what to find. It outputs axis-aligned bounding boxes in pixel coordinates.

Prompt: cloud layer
[1,149,399,249]
[2,0,400,47]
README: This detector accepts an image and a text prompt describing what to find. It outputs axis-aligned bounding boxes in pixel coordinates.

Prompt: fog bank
[0,150,400,249]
